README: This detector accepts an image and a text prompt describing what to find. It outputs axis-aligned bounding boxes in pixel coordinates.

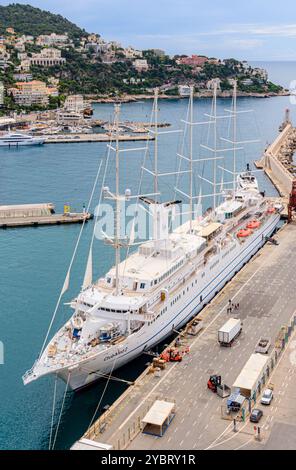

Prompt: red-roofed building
[177,55,209,67]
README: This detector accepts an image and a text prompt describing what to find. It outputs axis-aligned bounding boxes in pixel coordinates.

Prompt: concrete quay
[74,222,296,450]
[255,116,296,199]
[44,133,154,144]
[0,212,92,229]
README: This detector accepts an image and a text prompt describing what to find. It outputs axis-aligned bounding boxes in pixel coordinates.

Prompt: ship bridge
[105,231,206,293]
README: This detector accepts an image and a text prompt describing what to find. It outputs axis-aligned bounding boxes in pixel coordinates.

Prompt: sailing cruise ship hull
[57,211,280,391]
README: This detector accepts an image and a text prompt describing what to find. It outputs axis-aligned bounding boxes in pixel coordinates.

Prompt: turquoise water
[0,91,295,449]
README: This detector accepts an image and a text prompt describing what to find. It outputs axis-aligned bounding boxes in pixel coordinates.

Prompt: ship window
[154,279,157,285]
[140,283,145,289]
[107,277,111,283]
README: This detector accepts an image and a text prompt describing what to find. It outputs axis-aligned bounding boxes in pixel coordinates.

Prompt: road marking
[234,436,255,450]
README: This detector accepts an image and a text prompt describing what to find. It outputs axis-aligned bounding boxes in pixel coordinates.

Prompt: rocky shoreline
[87,89,290,104]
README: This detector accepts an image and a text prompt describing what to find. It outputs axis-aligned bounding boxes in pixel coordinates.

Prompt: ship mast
[213,81,217,211]
[154,87,159,201]
[232,80,237,193]
[114,103,121,295]
[189,85,194,232]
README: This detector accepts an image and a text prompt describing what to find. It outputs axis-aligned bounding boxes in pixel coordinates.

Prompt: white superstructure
[23,84,282,391]
[0,132,44,146]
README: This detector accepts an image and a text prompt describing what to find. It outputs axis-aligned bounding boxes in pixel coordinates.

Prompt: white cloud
[198,23,296,38]
[222,38,265,50]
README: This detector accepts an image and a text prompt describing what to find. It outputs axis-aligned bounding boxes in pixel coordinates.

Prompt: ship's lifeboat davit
[247,220,261,229]
[237,228,253,238]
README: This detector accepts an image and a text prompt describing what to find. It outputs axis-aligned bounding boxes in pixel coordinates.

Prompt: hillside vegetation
[0,3,87,38]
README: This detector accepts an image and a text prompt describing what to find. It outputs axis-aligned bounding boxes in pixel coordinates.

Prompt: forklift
[160,347,183,362]
[207,375,221,393]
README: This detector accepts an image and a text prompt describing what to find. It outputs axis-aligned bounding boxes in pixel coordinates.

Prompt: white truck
[218,318,242,346]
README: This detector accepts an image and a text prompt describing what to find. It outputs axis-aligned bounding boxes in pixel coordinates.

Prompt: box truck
[218,318,242,346]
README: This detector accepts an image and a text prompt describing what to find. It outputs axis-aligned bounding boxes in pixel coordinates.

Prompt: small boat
[0,132,44,147]
[247,220,261,229]
[237,170,259,191]
[237,228,253,238]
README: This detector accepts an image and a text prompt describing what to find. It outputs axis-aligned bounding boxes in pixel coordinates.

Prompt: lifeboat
[237,228,253,238]
[267,207,276,214]
[247,220,261,229]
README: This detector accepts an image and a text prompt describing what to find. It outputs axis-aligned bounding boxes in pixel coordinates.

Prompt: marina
[1,0,296,458]
[22,84,284,393]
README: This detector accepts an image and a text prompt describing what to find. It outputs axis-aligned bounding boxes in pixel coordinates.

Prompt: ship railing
[143,311,156,321]
[22,360,38,384]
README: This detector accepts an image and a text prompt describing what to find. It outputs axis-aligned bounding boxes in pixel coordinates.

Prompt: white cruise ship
[0,132,44,146]
[23,83,282,391]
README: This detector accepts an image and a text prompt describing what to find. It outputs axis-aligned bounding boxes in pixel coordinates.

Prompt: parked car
[250,408,263,423]
[261,388,273,405]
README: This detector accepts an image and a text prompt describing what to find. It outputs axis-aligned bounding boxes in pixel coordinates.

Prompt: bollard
[233,418,237,432]
[257,426,262,441]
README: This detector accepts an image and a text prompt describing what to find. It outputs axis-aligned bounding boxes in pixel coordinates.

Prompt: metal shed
[233,353,269,398]
[142,400,175,437]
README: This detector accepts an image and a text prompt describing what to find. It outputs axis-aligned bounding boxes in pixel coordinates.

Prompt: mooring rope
[87,360,116,432]
[51,372,71,450]
[49,373,58,450]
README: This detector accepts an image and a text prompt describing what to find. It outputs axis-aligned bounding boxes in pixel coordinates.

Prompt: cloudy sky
[2,0,296,60]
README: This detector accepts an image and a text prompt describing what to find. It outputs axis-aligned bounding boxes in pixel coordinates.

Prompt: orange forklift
[160,347,183,362]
